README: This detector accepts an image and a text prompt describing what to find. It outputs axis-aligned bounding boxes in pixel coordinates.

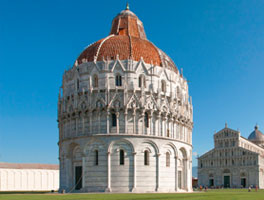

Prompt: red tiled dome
[76,8,178,73]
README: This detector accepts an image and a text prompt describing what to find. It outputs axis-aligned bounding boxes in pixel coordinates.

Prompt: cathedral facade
[198,125,264,188]
[58,7,193,193]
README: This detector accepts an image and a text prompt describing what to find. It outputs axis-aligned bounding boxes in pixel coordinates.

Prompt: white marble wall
[59,136,192,192]
[0,168,59,191]
[58,59,193,193]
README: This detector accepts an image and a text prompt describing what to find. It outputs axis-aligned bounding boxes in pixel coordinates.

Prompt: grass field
[0,189,263,200]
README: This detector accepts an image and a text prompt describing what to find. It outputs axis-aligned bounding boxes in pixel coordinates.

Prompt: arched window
[166,152,170,167]
[120,149,125,165]
[144,150,149,165]
[161,80,166,92]
[93,74,98,87]
[167,129,170,137]
[112,113,117,127]
[138,75,146,88]
[144,112,149,128]
[95,150,99,165]
[115,74,122,86]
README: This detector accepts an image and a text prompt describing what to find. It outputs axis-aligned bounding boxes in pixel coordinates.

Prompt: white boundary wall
[0,168,59,191]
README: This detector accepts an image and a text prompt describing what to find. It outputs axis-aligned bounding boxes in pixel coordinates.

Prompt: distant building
[198,124,264,188]
[0,163,59,191]
[192,177,198,188]
[57,5,193,193]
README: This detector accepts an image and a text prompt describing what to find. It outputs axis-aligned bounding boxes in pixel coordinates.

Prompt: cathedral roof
[248,125,264,143]
[76,6,178,73]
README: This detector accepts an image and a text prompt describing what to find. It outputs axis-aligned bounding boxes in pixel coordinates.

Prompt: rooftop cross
[126,2,130,10]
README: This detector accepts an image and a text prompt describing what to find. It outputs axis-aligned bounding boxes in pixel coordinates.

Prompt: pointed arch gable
[145,95,158,111]
[135,60,149,75]
[127,93,141,109]
[108,92,122,110]
[88,62,100,74]
[111,59,126,72]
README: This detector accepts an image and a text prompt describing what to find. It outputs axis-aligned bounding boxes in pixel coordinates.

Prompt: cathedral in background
[198,124,264,188]
[57,5,193,193]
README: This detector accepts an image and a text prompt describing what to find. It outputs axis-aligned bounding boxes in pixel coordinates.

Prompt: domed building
[58,6,193,193]
[248,125,264,148]
[198,124,264,189]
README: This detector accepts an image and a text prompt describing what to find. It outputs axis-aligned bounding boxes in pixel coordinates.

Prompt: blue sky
[0,0,264,166]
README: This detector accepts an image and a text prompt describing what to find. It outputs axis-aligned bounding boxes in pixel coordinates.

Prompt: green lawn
[0,189,263,200]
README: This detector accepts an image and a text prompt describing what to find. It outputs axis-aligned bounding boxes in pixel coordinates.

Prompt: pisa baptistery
[58,6,193,193]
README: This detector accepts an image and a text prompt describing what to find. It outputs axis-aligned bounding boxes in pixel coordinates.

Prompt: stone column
[124,110,127,134]
[82,113,85,136]
[132,152,137,192]
[107,110,110,134]
[189,160,192,191]
[75,116,78,137]
[175,156,178,191]
[163,115,167,137]
[89,112,92,135]
[68,118,72,138]
[141,111,145,135]
[156,153,161,191]
[184,158,188,191]
[149,112,153,136]
[98,109,101,134]
[116,112,120,134]
[133,110,136,134]
[65,157,71,191]
[82,156,86,190]
[157,113,160,137]
[105,152,111,192]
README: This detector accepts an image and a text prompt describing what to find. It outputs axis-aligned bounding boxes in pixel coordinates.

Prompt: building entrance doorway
[75,166,82,190]
[224,176,230,188]
[241,178,246,188]
[209,179,214,187]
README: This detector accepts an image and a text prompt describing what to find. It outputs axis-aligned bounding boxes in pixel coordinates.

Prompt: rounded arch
[162,142,178,158]
[67,142,80,158]
[108,139,135,153]
[179,147,188,159]
[138,139,159,154]
[73,146,82,161]
[141,147,152,153]
[83,138,106,155]
[240,172,246,177]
